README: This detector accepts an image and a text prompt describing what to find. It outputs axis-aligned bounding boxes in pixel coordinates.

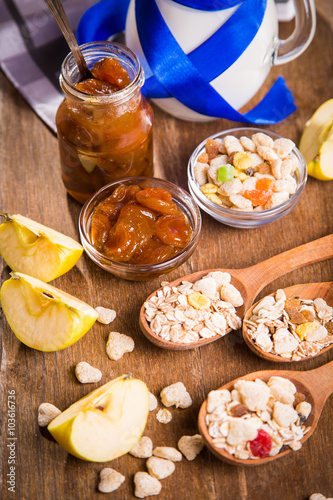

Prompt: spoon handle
[292,360,333,404]
[239,233,333,304]
[44,0,91,79]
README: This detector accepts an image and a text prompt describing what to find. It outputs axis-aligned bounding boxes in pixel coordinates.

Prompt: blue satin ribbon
[77,0,296,123]
[170,0,244,10]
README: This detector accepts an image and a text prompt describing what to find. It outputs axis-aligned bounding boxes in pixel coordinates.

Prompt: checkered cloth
[0,0,96,133]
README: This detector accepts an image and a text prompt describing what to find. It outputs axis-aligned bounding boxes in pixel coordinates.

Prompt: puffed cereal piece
[267,377,297,394]
[226,417,259,446]
[309,494,327,500]
[250,152,265,168]
[234,380,270,411]
[254,172,275,180]
[217,178,242,196]
[75,361,102,384]
[264,191,289,210]
[149,392,158,411]
[134,472,162,498]
[296,401,312,420]
[178,434,204,461]
[252,132,274,148]
[240,136,256,152]
[200,183,218,194]
[206,271,231,290]
[273,401,298,427]
[229,194,253,210]
[106,332,135,360]
[95,306,117,325]
[273,138,295,159]
[240,176,257,194]
[38,403,61,427]
[146,456,175,479]
[130,437,153,458]
[153,447,183,462]
[214,137,227,154]
[273,177,297,194]
[270,158,282,179]
[156,409,172,424]
[220,284,244,308]
[284,154,299,175]
[194,162,209,186]
[224,135,244,155]
[269,385,295,405]
[192,277,217,300]
[217,194,233,207]
[207,389,231,413]
[209,154,230,168]
[98,468,125,493]
[256,145,280,164]
[160,382,192,409]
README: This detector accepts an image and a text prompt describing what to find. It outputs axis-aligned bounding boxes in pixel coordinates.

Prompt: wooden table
[1,2,333,499]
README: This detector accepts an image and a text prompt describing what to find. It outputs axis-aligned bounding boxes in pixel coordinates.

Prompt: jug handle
[273,0,316,65]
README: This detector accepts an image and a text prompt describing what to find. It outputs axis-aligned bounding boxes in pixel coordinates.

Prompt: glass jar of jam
[56,42,154,203]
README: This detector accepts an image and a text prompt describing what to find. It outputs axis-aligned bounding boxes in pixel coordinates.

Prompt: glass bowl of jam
[188,127,307,229]
[56,42,154,204]
[79,177,202,280]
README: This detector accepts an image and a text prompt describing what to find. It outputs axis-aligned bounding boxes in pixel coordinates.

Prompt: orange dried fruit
[205,139,219,160]
[136,188,179,215]
[91,57,131,89]
[197,152,209,163]
[155,214,192,248]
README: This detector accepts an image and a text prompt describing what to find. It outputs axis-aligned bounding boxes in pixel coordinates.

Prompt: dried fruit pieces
[76,57,131,95]
[91,185,192,264]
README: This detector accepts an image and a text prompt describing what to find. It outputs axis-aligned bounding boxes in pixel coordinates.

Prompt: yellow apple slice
[0,214,83,282]
[48,375,149,462]
[0,272,97,351]
[307,140,333,180]
[299,99,333,180]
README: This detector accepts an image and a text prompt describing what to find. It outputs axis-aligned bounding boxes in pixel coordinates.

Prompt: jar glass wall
[56,42,154,203]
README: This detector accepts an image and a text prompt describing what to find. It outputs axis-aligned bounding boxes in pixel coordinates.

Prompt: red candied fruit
[136,188,179,215]
[248,429,272,458]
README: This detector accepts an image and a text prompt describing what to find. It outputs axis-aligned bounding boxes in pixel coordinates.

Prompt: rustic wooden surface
[1,2,333,499]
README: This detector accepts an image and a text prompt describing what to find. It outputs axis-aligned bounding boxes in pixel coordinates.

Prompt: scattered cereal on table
[153,447,182,462]
[156,409,172,424]
[149,392,158,411]
[129,437,153,458]
[134,472,162,498]
[309,494,329,500]
[146,456,175,479]
[37,403,61,427]
[75,361,102,384]
[106,332,135,360]
[178,435,204,461]
[98,468,125,493]
[95,306,117,324]
[160,382,192,409]
[206,375,312,459]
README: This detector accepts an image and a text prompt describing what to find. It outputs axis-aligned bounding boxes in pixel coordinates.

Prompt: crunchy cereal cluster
[193,132,299,212]
[144,274,242,344]
[75,361,102,384]
[98,468,125,493]
[37,403,61,427]
[206,376,312,459]
[245,290,333,360]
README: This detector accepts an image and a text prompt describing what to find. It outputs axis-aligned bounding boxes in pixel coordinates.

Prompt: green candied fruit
[217,165,234,182]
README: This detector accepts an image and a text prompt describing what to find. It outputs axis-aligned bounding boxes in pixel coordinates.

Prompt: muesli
[206,376,312,459]
[244,289,333,360]
[193,132,299,211]
[143,273,243,344]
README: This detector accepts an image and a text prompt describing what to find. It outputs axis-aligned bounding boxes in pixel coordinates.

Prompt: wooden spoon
[243,282,333,362]
[198,360,333,466]
[44,0,92,80]
[139,234,333,350]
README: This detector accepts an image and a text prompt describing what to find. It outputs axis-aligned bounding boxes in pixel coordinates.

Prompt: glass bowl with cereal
[188,128,307,228]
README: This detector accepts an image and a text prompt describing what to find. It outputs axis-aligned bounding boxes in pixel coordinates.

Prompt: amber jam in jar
[56,42,154,203]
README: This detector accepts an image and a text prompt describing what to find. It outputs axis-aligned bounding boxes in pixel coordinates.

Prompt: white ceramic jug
[125,0,316,121]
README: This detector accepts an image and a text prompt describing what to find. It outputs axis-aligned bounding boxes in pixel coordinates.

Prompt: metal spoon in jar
[44,0,92,80]
[139,234,333,350]
[242,281,333,363]
[197,359,333,466]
